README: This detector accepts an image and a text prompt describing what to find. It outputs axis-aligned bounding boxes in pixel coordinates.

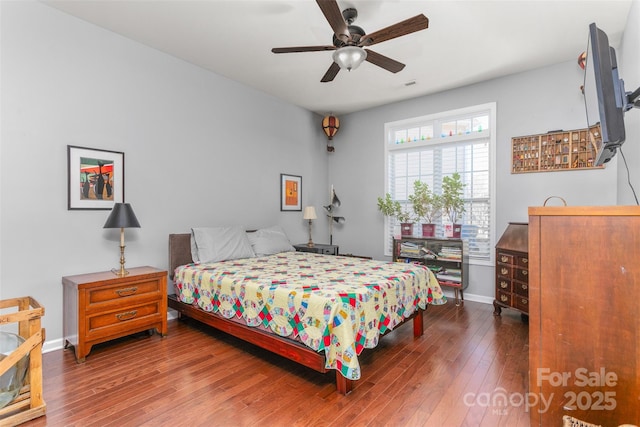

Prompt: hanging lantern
[322,115,339,152]
[322,115,339,140]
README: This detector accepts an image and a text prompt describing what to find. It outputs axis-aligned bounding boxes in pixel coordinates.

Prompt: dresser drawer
[514,267,528,283]
[496,277,512,292]
[516,255,529,268]
[86,278,162,307]
[514,280,529,297]
[496,290,512,306]
[497,264,513,279]
[514,295,529,313]
[87,300,162,332]
[497,252,515,265]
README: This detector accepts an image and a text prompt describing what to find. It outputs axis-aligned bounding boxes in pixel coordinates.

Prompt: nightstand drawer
[87,300,162,332]
[86,278,162,306]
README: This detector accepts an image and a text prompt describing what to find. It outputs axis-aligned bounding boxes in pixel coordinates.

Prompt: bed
[167,226,446,394]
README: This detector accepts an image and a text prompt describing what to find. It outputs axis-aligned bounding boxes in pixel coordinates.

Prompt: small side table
[62,266,167,362]
[293,243,339,255]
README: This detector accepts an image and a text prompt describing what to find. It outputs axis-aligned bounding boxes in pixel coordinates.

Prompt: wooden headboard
[169,233,192,280]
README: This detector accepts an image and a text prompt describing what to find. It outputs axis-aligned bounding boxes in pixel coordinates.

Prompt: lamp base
[111,268,130,277]
[307,220,314,248]
[111,244,129,277]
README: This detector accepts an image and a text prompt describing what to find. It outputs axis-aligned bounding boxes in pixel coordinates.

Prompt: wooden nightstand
[62,266,167,362]
[293,243,339,255]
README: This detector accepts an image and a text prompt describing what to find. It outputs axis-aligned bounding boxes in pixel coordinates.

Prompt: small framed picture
[67,145,124,210]
[280,174,301,211]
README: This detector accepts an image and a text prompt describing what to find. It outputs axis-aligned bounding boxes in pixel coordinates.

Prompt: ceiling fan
[271,0,429,82]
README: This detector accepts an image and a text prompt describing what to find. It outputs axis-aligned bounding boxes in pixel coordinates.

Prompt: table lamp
[303,206,317,247]
[103,202,141,277]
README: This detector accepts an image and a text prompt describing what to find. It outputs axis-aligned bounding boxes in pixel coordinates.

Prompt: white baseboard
[442,289,494,305]
[44,310,181,354]
[43,338,65,354]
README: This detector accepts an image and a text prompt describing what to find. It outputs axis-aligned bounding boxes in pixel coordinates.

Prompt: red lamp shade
[322,115,340,140]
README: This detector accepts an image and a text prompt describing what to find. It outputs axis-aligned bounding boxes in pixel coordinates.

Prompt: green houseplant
[377,193,414,236]
[441,172,465,237]
[408,181,442,237]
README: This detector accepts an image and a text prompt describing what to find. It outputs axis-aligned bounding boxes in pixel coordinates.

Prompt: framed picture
[67,145,124,210]
[280,174,301,211]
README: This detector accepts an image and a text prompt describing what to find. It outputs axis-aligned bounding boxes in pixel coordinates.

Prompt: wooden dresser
[493,222,529,318]
[528,206,640,426]
[62,266,167,362]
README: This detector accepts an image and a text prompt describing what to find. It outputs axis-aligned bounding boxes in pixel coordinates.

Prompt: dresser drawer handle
[501,267,508,275]
[521,284,528,290]
[522,258,528,264]
[521,298,528,305]
[521,270,528,276]
[115,287,138,297]
[500,281,508,289]
[500,295,509,302]
[116,310,138,321]
[501,255,509,263]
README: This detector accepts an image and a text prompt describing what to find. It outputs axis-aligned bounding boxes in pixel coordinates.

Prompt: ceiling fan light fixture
[332,46,367,71]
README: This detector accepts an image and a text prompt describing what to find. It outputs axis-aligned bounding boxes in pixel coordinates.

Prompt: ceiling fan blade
[364,49,405,73]
[272,45,336,54]
[321,62,341,83]
[359,14,429,47]
[316,0,350,43]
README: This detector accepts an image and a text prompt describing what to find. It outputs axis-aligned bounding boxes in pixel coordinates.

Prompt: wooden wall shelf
[511,125,603,173]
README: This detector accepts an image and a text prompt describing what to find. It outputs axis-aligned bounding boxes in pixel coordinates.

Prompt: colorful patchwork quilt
[173,251,446,380]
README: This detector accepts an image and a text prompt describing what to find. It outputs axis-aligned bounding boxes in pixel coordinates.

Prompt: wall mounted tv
[583,22,639,166]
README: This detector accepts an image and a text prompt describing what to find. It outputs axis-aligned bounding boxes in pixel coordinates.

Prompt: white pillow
[247,225,295,256]
[191,226,255,263]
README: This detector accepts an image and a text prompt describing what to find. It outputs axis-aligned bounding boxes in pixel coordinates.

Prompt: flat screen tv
[583,22,639,166]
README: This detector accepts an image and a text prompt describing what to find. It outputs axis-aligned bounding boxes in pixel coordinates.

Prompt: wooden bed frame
[167,233,426,395]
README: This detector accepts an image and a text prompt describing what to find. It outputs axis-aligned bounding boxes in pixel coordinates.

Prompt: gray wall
[0,1,328,348]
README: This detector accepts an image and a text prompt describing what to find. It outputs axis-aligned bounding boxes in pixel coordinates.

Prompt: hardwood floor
[21,301,529,427]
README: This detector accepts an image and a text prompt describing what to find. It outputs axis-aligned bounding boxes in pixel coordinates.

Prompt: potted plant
[441,172,465,238]
[408,180,442,237]
[377,193,414,236]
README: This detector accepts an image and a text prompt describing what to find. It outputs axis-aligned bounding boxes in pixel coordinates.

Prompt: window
[383,103,496,264]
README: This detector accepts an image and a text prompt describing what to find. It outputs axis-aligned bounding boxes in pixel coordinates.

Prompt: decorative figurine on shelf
[324,185,345,245]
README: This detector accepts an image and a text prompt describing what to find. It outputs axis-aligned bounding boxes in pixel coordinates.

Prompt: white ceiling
[43,0,632,116]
